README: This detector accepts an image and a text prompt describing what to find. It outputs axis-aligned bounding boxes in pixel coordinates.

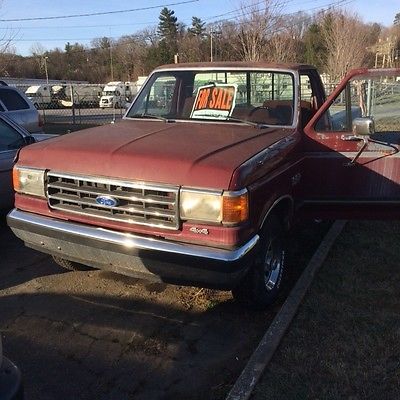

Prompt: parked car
[0,113,55,210]
[0,336,23,400]
[0,82,44,134]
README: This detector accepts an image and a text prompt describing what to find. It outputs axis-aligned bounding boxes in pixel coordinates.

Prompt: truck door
[302,68,400,218]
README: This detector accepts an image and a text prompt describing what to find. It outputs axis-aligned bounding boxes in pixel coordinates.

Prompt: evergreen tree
[157,7,179,63]
[158,8,178,43]
[188,16,206,37]
[302,23,327,70]
[394,12,400,26]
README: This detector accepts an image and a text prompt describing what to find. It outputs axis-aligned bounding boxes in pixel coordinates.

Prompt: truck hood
[18,119,293,189]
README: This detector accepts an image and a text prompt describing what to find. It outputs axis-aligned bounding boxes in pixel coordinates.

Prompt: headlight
[180,188,248,225]
[13,166,46,198]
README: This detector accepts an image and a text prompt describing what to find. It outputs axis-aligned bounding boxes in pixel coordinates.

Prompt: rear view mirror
[352,117,375,136]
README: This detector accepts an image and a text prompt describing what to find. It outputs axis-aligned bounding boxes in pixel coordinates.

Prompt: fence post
[40,93,46,123]
[70,84,76,126]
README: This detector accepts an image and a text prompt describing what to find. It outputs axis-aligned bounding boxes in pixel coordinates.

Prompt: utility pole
[210,28,214,62]
[43,56,49,84]
[109,38,114,81]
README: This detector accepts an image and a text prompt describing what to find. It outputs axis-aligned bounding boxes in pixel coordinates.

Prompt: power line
[0,0,199,22]
[0,0,311,30]
[208,0,352,24]
[9,0,355,44]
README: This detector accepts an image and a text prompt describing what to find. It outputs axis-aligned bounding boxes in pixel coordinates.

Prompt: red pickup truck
[7,62,400,309]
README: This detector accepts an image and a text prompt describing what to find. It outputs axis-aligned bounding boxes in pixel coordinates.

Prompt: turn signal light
[222,191,249,224]
[12,166,20,192]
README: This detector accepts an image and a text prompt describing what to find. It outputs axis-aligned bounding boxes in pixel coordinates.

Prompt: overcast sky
[1,0,398,55]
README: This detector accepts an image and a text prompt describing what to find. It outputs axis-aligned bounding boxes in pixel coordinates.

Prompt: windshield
[102,91,116,96]
[126,69,295,126]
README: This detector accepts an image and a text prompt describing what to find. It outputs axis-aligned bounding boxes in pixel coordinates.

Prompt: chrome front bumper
[7,209,259,289]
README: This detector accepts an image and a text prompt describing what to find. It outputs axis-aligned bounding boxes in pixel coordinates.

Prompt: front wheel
[232,214,285,310]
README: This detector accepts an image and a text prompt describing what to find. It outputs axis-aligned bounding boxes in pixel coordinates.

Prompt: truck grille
[47,172,180,230]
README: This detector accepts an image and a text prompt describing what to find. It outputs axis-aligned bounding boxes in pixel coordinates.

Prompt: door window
[0,88,30,111]
[315,75,400,134]
[0,119,25,151]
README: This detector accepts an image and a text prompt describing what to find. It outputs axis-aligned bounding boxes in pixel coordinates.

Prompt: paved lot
[0,214,328,399]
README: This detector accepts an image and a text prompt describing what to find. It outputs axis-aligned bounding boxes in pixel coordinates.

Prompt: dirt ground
[0,213,329,400]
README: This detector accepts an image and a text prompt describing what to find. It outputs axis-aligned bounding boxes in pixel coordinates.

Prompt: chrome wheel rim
[263,240,283,291]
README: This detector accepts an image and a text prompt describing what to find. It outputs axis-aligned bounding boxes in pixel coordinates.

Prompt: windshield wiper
[130,113,175,123]
[225,116,268,129]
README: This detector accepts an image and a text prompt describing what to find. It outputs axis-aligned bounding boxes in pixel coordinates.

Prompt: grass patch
[253,220,400,400]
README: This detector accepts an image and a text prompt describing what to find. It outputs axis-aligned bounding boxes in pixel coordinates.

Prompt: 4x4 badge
[189,227,209,235]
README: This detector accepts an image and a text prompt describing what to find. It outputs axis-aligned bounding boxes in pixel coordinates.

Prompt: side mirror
[352,117,375,136]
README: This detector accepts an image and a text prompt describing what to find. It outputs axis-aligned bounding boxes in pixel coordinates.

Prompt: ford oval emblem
[95,195,119,207]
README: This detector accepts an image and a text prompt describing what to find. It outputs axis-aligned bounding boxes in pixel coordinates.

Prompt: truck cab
[99,81,126,108]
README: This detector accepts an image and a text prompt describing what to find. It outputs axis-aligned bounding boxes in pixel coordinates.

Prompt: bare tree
[115,35,148,79]
[264,12,311,63]
[267,33,299,63]
[233,0,284,61]
[321,11,369,81]
[0,13,17,76]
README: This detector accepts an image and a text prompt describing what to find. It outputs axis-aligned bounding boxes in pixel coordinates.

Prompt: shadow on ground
[0,211,330,400]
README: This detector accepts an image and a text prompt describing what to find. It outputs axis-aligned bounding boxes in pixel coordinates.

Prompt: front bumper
[0,357,23,400]
[7,209,259,289]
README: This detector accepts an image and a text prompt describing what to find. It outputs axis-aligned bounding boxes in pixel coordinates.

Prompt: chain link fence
[14,83,133,134]
[13,81,342,134]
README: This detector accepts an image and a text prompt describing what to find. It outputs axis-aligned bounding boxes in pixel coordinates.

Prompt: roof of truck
[154,61,317,71]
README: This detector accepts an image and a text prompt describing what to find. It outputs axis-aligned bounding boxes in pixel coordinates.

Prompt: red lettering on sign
[214,89,223,109]
[192,85,236,116]
[209,87,218,108]
[224,88,234,110]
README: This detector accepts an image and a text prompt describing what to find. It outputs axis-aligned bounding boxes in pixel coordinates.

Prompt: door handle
[342,135,369,166]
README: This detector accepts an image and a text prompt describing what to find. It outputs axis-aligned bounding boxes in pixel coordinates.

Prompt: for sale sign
[191,84,237,119]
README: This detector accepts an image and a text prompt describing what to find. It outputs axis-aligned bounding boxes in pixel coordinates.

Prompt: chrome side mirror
[352,117,375,136]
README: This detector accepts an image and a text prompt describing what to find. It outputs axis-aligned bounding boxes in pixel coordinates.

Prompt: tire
[52,256,91,272]
[232,213,285,310]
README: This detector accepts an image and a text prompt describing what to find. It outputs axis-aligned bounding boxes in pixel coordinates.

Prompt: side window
[0,88,30,111]
[300,75,313,104]
[316,75,400,134]
[300,74,316,127]
[0,119,25,151]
